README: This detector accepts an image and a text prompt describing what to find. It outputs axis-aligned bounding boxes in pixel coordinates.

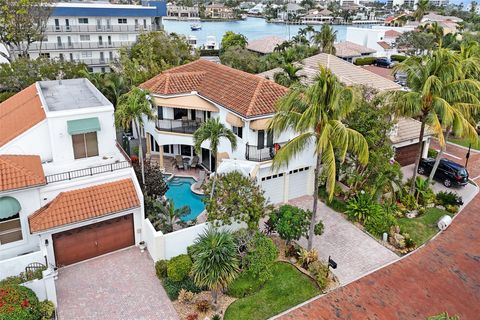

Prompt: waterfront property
[9,1,166,72]
[0,79,144,304]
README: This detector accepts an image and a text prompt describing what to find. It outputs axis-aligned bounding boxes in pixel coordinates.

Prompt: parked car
[417,158,469,187]
[394,71,407,86]
[374,58,394,68]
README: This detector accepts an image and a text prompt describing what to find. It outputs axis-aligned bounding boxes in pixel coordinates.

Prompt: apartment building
[12,1,166,72]
[166,4,200,20]
[205,4,235,19]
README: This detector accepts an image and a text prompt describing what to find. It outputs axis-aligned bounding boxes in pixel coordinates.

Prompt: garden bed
[223,262,321,320]
[397,208,452,246]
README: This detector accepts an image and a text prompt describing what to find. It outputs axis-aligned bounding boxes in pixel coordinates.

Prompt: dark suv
[418,158,469,187]
[374,58,394,68]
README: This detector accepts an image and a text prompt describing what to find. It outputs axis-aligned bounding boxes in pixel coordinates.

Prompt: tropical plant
[313,24,337,54]
[363,208,397,237]
[133,161,168,200]
[177,289,195,304]
[269,205,311,245]
[436,191,463,206]
[244,232,278,282]
[414,177,435,206]
[345,192,378,223]
[203,171,270,230]
[269,66,369,250]
[314,221,324,236]
[221,31,248,50]
[386,49,480,193]
[297,248,318,269]
[159,200,191,233]
[0,284,41,319]
[414,0,430,22]
[167,254,193,282]
[220,45,261,73]
[115,87,155,185]
[308,261,329,290]
[273,63,305,87]
[190,228,240,304]
[193,118,237,198]
[155,260,168,279]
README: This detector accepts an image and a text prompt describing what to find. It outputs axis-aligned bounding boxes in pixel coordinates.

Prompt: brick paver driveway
[289,197,398,284]
[56,247,178,320]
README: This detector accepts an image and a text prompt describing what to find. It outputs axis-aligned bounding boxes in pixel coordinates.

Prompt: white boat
[204,36,218,50]
[190,23,201,31]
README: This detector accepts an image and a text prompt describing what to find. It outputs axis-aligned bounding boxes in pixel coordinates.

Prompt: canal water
[163,17,374,47]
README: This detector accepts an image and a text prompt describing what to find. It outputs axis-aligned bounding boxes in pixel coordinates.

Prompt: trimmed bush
[162,277,201,300]
[155,260,168,279]
[39,300,55,320]
[364,208,397,237]
[167,254,193,282]
[436,191,463,207]
[0,284,40,320]
[391,54,407,62]
[353,57,377,66]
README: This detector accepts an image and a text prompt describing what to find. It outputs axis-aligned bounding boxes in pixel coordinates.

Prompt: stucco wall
[0,250,45,280]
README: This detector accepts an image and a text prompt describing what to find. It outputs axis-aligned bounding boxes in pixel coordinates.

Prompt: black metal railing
[156,119,203,134]
[45,161,131,184]
[245,143,285,162]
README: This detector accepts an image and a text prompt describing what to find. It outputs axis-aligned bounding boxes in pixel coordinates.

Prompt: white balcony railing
[45,24,161,33]
[17,41,136,52]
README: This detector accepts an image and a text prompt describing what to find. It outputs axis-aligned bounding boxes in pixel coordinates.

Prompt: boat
[190,23,201,31]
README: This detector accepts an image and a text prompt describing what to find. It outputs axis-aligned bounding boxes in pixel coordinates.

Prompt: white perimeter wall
[0,250,44,280]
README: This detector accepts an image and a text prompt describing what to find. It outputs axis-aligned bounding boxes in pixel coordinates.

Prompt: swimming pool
[165,176,205,221]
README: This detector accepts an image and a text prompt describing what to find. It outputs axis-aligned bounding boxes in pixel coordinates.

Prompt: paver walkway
[289,197,398,284]
[56,247,179,320]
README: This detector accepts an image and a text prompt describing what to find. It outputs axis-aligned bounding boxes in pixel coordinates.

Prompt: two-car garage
[260,167,312,204]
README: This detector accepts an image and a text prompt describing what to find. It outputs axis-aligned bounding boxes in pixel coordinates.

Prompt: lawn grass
[448,136,480,151]
[224,262,320,320]
[397,208,451,246]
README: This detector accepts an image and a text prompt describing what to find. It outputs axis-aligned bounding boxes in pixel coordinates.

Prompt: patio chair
[175,155,184,169]
[190,156,199,168]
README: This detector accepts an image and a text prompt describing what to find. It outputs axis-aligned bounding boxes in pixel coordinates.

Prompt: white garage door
[288,167,311,200]
[261,173,285,204]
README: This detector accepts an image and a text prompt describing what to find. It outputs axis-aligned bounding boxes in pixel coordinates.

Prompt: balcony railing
[45,24,161,33]
[245,142,286,162]
[156,119,203,134]
[45,161,131,184]
[15,41,136,52]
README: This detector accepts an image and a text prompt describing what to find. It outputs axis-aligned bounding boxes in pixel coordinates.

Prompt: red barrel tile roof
[0,155,45,192]
[29,179,140,233]
[140,59,289,118]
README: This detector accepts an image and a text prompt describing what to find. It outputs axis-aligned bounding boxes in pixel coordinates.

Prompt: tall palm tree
[426,22,445,48]
[104,73,129,108]
[313,24,337,55]
[269,66,369,250]
[115,87,155,185]
[387,49,480,193]
[160,199,190,233]
[273,63,305,87]
[191,228,239,304]
[193,118,237,198]
[414,0,430,22]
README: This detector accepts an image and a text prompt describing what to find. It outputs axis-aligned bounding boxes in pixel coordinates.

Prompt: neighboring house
[140,59,316,205]
[0,79,143,280]
[334,41,376,62]
[421,13,463,34]
[278,3,306,21]
[8,1,166,73]
[205,4,235,19]
[246,36,286,55]
[301,9,335,24]
[166,4,200,20]
[247,3,266,15]
[258,53,433,165]
[345,26,408,57]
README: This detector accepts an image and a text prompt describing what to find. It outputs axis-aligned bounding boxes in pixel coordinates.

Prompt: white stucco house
[140,59,316,205]
[0,79,144,284]
[345,26,412,57]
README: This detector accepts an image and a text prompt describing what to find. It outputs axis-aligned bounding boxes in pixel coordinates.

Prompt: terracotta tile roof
[334,41,376,58]
[384,29,402,38]
[29,179,140,233]
[0,84,46,147]
[377,41,391,49]
[140,59,289,118]
[247,36,286,54]
[0,155,45,192]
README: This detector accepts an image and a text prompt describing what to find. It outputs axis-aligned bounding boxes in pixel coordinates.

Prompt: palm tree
[191,228,239,305]
[426,22,444,48]
[414,0,430,22]
[104,73,129,108]
[160,199,190,233]
[193,118,237,198]
[387,49,480,193]
[269,66,369,250]
[115,87,155,185]
[273,63,305,87]
[313,24,337,55]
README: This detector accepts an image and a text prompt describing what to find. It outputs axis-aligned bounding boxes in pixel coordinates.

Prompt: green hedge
[162,277,202,300]
[0,284,40,320]
[199,49,219,56]
[353,57,377,66]
[167,254,192,282]
[391,54,407,62]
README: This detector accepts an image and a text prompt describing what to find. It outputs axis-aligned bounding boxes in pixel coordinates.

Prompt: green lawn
[224,262,320,320]
[397,208,451,246]
[448,137,480,151]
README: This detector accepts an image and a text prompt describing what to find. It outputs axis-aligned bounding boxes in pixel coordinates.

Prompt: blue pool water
[165,177,205,221]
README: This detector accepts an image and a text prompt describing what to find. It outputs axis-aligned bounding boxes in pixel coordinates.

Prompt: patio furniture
[175,155,184,169]
[192,170,206,190]
[190,156,199,168]
[183,158,191,170]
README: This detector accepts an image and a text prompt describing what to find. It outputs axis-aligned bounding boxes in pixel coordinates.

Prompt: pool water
[165,177,205,221]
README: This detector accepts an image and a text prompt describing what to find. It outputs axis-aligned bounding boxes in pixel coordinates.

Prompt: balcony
[156,119,203,135]
[45,161,131,184]
[45,24,161,33]
[15,41,136,52]
[245,142,286,162]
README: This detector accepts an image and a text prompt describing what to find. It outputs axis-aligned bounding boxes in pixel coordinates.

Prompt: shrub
[353,56,377,66]
[244,232,278,282]
[445,204,459,214]
[232,229,255,269]
[0,284,40,319]
[314,221,324,236]
[308,261,329,290]
[345,192,377,222]
[269,205,311,244]
[391,54,407,62]
[162,277,201,300]
[404,234,416,250]
[364,208,397,237]
[155,260,168,279]
[39,300,55,320]
[318,187,347,212]
[195,299,210,312]
[186,313,199,320]
[167,254,193,282]
[436,191,463,207]
[427,148,438,158]
[177,289,195,304]
[285,243,300,258]
[298,248,318,269]
[0,268,46,287]
[400,193,418,211]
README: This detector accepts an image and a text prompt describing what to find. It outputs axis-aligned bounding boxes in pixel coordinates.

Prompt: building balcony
[44,24,161,33]
[45,160,131,184]
[155,119,203,135]
[245,142,286,162]
[15,41,136,52]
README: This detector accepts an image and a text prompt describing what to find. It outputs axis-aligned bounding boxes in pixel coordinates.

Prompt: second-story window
[80,35,90,41]
[78,18,89,24]
[118,18,127,24]
[232,126,243,139]
[72,132,99,159]
[0,197,23,245]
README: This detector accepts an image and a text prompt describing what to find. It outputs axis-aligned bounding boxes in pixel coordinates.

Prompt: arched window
[0,196,23,245]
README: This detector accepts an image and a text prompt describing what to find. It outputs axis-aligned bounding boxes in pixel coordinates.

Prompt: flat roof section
[38,78,110,112]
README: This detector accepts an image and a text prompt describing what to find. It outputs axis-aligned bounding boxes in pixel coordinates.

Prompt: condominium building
[12,1,166,72]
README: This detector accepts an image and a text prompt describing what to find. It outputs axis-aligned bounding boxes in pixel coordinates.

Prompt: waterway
[163,17,374,47]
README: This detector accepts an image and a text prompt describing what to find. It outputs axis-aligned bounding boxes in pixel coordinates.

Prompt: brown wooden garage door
[53,214,134,267]
[395,143,421,166]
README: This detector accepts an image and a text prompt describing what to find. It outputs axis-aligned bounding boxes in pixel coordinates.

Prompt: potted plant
[139,241,146,253]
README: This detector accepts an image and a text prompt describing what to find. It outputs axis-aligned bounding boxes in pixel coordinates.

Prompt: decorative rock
[290,257,297,264]
[406,210,418,219]
[436,205,446,210]
[427,203,435,208]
